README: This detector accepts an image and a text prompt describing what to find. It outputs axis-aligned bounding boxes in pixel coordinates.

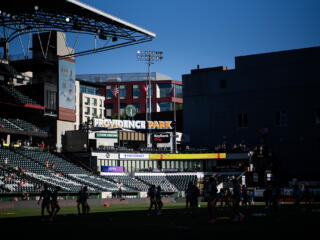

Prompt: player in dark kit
[80,186,90,215]
[232,179,244,222]
[156,185,163,215]
[147,185,157,216]
[50,186,61,221]
[205,177,218,223]
[76,185,84,215]
[189,183,200,216]
[38,184,52,221]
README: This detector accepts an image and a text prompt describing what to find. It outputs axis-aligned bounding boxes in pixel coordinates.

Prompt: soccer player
[185,181,194,212]
[76,185,84,215]
[205,176,218,223]
[156,186,163,215]
[38,184,52,221]
[50,186,61,221]
[147,185,157,216]
[232,179,244,222]
[80,186,90,215]
[189,183,200,216]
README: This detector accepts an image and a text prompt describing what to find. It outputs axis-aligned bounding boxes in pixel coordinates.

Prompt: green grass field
[1,202,319,236]
[0,202,194,218]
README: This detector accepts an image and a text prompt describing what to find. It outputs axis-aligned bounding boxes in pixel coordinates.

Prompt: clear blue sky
[75,0,320,81]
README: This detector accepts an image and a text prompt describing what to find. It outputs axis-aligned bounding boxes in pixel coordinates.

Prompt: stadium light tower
[137,50,163,122]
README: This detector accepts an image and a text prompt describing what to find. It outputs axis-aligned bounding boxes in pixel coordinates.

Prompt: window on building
[92,108,97,116]
[120,85,126,99]
[85,107,90,115]
[99,99,103,107]
[175,84,183,98]
[176,103,183,110]
[91,98,97,106]
[106,86,112,100]
[133,103,140,113]
[159,102,172,112]
[276,110,288,126]
[99,109,103,118]
[120,103,126,115]
[133,85,140,99]
[106,104,113,117]
[237,113,248,128]
[158,83,172,98]
[84,97,90,105]
[220,79,227,89]
[80,85,100,96]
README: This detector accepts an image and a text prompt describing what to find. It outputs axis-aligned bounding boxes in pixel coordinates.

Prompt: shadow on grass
[0,204,319,236]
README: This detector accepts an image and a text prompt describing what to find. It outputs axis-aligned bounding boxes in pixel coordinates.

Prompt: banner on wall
[93,118,173,130]
[92,152,119,160]
[120,153,149,159]
[58,58,76,122]
[149,153,227,160]
[101,166,124,172]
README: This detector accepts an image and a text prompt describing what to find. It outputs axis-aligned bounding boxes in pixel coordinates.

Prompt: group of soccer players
[147,185,163,216]
[38,178,247,223]
[203,177,245,223]
[38,184,90,221]
[37,184,61,221]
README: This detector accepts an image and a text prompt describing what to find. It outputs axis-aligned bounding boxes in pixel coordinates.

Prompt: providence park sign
[93,118,173,130]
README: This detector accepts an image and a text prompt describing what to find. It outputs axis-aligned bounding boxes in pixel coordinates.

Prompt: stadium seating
[7,119,46,134]
[0,148,87,192]
[0,117,47,136]
[0,118,22,131]
[0,169,39,193]
[135,175,178,192]
[103,174,149,192]
[1,147,203,195]
[165,174,197,191]
[0,85,39,105]
[15,148,132,193]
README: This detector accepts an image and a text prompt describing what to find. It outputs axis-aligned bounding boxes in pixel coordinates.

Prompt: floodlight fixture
[136,50,163,122]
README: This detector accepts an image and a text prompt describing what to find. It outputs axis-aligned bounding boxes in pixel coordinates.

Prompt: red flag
[143,85,148,96]
[111,86,119,97]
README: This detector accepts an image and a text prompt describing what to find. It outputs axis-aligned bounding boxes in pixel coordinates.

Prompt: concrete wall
[57,120,76,151]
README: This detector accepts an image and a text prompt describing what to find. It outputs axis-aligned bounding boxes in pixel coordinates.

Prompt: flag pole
[173,85,177,153]
[117,80,120,120]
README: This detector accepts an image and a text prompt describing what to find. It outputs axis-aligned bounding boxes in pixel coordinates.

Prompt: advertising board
[149,153,227,160]
[101,166,124,172]
[120,153,149,159]
[152,133,171,143]
[93,118,173,130]
[58,58,76,121]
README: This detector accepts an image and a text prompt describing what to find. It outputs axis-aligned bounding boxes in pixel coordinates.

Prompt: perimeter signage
[93,118,173,130]
[152,133,171,143]
[120,153,149,159]
[149,153,227,160]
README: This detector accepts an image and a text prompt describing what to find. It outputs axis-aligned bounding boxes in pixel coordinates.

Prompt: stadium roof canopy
[0,0,155,58]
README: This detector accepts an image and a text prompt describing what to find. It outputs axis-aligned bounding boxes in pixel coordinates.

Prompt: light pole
[137,50,163,122]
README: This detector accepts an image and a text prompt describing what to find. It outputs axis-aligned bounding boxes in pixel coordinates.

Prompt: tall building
[75,79,106,129]
[182,46,320,179]
[77,73,183,117]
